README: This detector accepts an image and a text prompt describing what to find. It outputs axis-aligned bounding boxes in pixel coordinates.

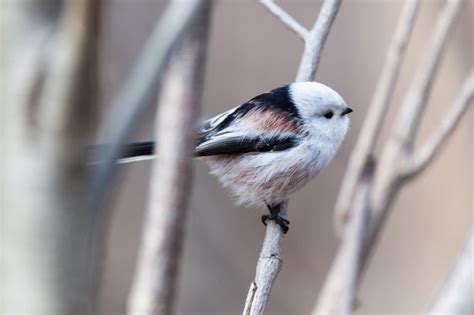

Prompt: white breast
[203,137,339,207]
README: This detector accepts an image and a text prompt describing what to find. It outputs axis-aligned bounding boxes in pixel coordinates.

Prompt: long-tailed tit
[104,81,352,232]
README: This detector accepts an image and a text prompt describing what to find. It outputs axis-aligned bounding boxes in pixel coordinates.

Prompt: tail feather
[89,141,156,165]
[121,141,155,158]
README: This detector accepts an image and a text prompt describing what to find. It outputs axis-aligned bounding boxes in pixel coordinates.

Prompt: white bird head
[289,81,352,145]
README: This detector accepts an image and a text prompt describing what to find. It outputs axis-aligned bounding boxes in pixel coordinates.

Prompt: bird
[107,81,352,233]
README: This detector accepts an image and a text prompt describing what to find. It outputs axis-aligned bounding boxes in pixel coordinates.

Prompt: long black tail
[120,141,155,158]
[89,141,156,164]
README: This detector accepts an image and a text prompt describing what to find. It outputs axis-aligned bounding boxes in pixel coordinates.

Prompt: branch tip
[260,0,309,40]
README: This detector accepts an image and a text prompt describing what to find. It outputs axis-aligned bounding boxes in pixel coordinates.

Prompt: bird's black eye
[324,111,334,119]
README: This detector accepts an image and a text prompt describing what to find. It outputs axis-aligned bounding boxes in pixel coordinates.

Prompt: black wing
[195,86,302,157]
[195,134,299,156]
[197,85,301,144]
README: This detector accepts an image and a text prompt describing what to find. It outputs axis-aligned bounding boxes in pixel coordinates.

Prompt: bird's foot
[261,214,290,234]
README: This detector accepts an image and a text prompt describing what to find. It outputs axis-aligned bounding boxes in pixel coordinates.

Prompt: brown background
[98,1,473,314]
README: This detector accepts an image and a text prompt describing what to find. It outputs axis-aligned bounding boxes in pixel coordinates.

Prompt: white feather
[202,81,351,207]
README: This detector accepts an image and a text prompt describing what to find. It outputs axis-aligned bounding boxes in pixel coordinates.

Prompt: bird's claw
[261,214,290,234]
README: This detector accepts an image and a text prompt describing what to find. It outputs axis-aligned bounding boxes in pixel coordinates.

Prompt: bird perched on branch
[105,81,352,233]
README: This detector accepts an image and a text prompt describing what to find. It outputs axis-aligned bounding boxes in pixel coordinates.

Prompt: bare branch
[244,202,288,315]
[259,0,341,82]
[393,0,463,149]
[88,0,207,213]
[334,0,420,231]
[244,1,342,313]
[313,184,370,315]
[127,2,213,314]
[260,0,309,40]
[404,72,474,177]
[368,0,465,281]
[313,2,467,314]
[295,0,342,82]
[428,228,474,314]
[371,0,463,217]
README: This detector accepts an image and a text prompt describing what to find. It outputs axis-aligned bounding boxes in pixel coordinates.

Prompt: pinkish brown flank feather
[245,108,301,133]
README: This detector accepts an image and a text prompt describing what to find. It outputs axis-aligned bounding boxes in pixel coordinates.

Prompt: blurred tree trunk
[127,1,214,314]
[1,1,101,314]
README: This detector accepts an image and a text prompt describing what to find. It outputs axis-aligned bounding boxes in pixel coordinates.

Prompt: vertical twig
[391,0,463,149]
[244,202,287,315]
[370,0,462,228]
[334,0,420,230]
[313,184,369,315]
[295,0,342,82]
[127,2,213,314]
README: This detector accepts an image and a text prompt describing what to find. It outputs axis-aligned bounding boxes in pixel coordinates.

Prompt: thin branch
[312,184,369,315]
[313,2,466,314]
[127,2,213,314]
[243,282,258,315]
[244,201,288,315]
[404,72,474,177]
[371,0,463,215]
[314,1,421,310]
[88,0,206,214]
[245,1,342,313]
[367,0,465,286]
[260,0,341,82]
[260,0,309,40]
[334,0,420,231]
[295,0,342,82]
[428,228,474,315]
[393,0,462,148]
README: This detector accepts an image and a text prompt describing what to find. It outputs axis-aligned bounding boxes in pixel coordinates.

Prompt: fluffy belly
[203,147,321,207]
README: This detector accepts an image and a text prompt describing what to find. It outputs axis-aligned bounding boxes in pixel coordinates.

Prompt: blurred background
[98,1,473,314]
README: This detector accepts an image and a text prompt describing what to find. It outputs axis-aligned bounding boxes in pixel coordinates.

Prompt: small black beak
[342,107,353,116]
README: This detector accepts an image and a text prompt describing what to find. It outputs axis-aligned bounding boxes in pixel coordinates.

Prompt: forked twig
[296,0,342,81]
[370,0,463,225]
[404,72,474,177]
[260,0,308,40]
[313,1,468,314]
[335,0,420,230]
